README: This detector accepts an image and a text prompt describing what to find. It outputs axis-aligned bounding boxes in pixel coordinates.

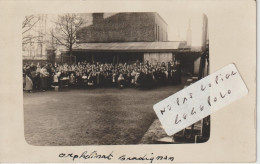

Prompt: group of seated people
[23,60,182,92]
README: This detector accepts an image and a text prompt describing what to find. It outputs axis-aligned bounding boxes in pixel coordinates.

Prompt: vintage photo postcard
[22,12,209,146]
[0,0,256,163]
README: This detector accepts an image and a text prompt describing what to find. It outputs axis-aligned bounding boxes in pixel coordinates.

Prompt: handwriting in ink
[59,151,113,161]
[160,108,165,115]
[161,69,238,116]
[58,151,174,163]
[118,153,174,163]
[201,70,238,91]
[207,89,232,106]
[174,88,232,125]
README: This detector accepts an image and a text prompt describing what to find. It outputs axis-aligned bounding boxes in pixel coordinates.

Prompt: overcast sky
[158,12,204,46]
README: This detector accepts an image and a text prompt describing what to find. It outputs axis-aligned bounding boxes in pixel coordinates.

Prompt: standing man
[176,60,182,84]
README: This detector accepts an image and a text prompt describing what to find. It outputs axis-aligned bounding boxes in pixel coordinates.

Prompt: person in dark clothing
[40,66,50,91]
[176,60,182,84]
[125,72,132,87]
[75,71,83,88]
[136,71,145,88]
[171,62,179,85]
[167,63,173,84]
[99,71,105,87]
[30,66,38,91]
[155,68,165,86]
[142,70,154,89]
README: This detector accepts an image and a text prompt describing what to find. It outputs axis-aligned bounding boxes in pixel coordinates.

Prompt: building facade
[22,12,204,74]
[76,12,168,43]
[67,12,178,65]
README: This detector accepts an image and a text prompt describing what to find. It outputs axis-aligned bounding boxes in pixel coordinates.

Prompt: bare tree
[22,15,42,45]
[50,14,84,56]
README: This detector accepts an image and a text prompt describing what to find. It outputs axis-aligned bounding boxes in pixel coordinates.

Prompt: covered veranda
[64,41,193,64]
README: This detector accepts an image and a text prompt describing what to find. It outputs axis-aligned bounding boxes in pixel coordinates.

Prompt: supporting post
[92,54,94,64]
[113,55,115,65]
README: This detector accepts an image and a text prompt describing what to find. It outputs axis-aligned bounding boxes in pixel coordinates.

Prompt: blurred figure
[25,66,33,93]
[40,66,50,91]
[118,73,125,88]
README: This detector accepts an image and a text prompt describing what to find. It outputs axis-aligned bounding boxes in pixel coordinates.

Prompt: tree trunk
[69,46,73,56]
[69,46,73,64]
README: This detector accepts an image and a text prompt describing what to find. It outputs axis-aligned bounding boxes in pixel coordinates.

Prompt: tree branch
[22,15,40,34]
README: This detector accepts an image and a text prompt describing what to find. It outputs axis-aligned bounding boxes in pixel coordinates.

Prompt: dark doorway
[117,52,143,64]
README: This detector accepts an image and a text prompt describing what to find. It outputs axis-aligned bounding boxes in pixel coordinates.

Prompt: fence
[23,55,48,65]
[23,54,76,65]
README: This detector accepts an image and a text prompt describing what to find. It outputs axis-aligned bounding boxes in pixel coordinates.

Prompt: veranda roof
[71,41,195,52]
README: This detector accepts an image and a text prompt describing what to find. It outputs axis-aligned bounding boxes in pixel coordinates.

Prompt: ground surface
[140,119,204,144]
[24,85,184,146]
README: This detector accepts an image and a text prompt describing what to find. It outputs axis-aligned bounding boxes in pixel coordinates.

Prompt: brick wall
[77,12,167,43]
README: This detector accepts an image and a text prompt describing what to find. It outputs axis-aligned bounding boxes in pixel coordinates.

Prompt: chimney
[92,13,104,24]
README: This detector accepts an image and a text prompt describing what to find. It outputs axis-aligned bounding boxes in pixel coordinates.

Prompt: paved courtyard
[24,85,184,146]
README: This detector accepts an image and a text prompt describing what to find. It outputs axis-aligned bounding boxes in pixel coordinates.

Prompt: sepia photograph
[22,12,209,146]
[0,0,256,162]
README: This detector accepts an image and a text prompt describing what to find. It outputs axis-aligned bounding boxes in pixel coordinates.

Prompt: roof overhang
[59,42,202,54]
[68,41,196,52]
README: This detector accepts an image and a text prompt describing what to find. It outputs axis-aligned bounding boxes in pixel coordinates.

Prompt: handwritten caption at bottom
[153,64,248,136]
[58,151,174,163]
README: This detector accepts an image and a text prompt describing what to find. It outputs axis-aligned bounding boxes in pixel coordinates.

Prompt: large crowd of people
[23,60,182,93]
